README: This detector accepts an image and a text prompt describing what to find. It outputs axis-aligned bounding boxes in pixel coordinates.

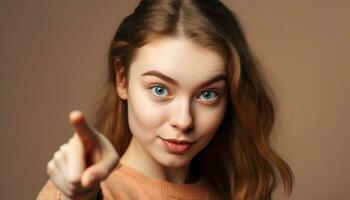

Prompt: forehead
[129,37,225,84]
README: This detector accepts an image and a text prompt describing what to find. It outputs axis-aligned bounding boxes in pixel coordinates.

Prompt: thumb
[81,160,108,188]
[80,150,119,188]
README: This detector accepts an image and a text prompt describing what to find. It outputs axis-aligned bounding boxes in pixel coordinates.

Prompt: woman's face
[118,37,227,168]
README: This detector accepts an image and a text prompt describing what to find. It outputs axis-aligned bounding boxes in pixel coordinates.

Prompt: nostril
[170,118,194,132]
[186,125,194,132]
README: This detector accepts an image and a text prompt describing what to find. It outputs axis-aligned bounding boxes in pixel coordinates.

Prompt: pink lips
[161,138,194,154]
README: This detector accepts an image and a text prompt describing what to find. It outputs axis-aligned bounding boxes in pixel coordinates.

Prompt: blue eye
[199,90,217,100]
[151,85,169,96]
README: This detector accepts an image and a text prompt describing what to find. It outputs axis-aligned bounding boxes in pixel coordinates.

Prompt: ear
[114,58,128,100]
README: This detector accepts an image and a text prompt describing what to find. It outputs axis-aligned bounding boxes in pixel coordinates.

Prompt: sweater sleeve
[36,180,114,200]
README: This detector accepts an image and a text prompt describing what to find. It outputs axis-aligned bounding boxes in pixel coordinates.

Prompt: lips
[163,138,194,144]
[161,138,194,154]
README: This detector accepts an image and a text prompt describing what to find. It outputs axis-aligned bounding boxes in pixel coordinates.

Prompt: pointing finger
[67,135,85,185]
[69,110,97,147]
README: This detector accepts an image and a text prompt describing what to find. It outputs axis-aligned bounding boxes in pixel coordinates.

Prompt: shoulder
[36,180,116,200]
[36,165,140,200]
[36,180,60,200]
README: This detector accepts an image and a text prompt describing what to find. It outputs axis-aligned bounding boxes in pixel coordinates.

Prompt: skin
[118,37,227,184]
[46,36,227,200]
[47,111,119,200]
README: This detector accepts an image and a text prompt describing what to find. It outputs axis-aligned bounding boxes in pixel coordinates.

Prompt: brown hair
[92,0,294,199]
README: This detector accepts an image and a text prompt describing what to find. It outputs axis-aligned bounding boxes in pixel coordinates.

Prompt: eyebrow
[141,70,226,88]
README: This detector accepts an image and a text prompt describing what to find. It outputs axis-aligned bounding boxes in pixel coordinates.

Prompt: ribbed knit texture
[37,163,220,199]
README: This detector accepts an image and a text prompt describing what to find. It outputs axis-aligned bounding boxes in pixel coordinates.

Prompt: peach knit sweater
[37,164,220,199]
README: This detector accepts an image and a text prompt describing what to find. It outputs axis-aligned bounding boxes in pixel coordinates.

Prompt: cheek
[195,102,227,140]
[127,84,167,137]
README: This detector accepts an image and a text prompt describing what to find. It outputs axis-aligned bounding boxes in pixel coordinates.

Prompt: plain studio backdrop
[0,0,349,199]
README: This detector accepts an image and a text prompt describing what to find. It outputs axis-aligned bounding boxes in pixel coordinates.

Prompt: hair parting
[92,0,294,199]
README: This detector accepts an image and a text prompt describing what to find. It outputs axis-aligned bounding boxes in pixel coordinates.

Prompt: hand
[46,110,119,199]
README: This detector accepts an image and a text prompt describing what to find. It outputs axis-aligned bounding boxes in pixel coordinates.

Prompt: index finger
[69,110,97,146]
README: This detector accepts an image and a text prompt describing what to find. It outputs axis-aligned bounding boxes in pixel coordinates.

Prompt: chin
[156,154,193,168]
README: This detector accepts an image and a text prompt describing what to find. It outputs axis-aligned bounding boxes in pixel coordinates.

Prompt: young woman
[37,0,294,199]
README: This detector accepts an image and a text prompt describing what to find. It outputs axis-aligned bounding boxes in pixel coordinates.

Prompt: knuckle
[47,160,54,169]
[59,144,69,152]
[53,151,62,161]
[69,136,75,144]
[46,161,54,174]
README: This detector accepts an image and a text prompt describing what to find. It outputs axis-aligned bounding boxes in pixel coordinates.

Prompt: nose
[169,99,194,132]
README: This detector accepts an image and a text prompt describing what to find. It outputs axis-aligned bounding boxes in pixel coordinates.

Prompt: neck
[120,137,191,184]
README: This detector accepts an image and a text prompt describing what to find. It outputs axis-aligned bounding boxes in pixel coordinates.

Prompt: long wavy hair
[91,0,294,199]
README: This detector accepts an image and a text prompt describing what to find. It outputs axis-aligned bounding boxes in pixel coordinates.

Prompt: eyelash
[149,84,219,103]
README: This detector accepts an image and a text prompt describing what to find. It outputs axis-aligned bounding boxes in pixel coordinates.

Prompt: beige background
[1,0,349,199]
